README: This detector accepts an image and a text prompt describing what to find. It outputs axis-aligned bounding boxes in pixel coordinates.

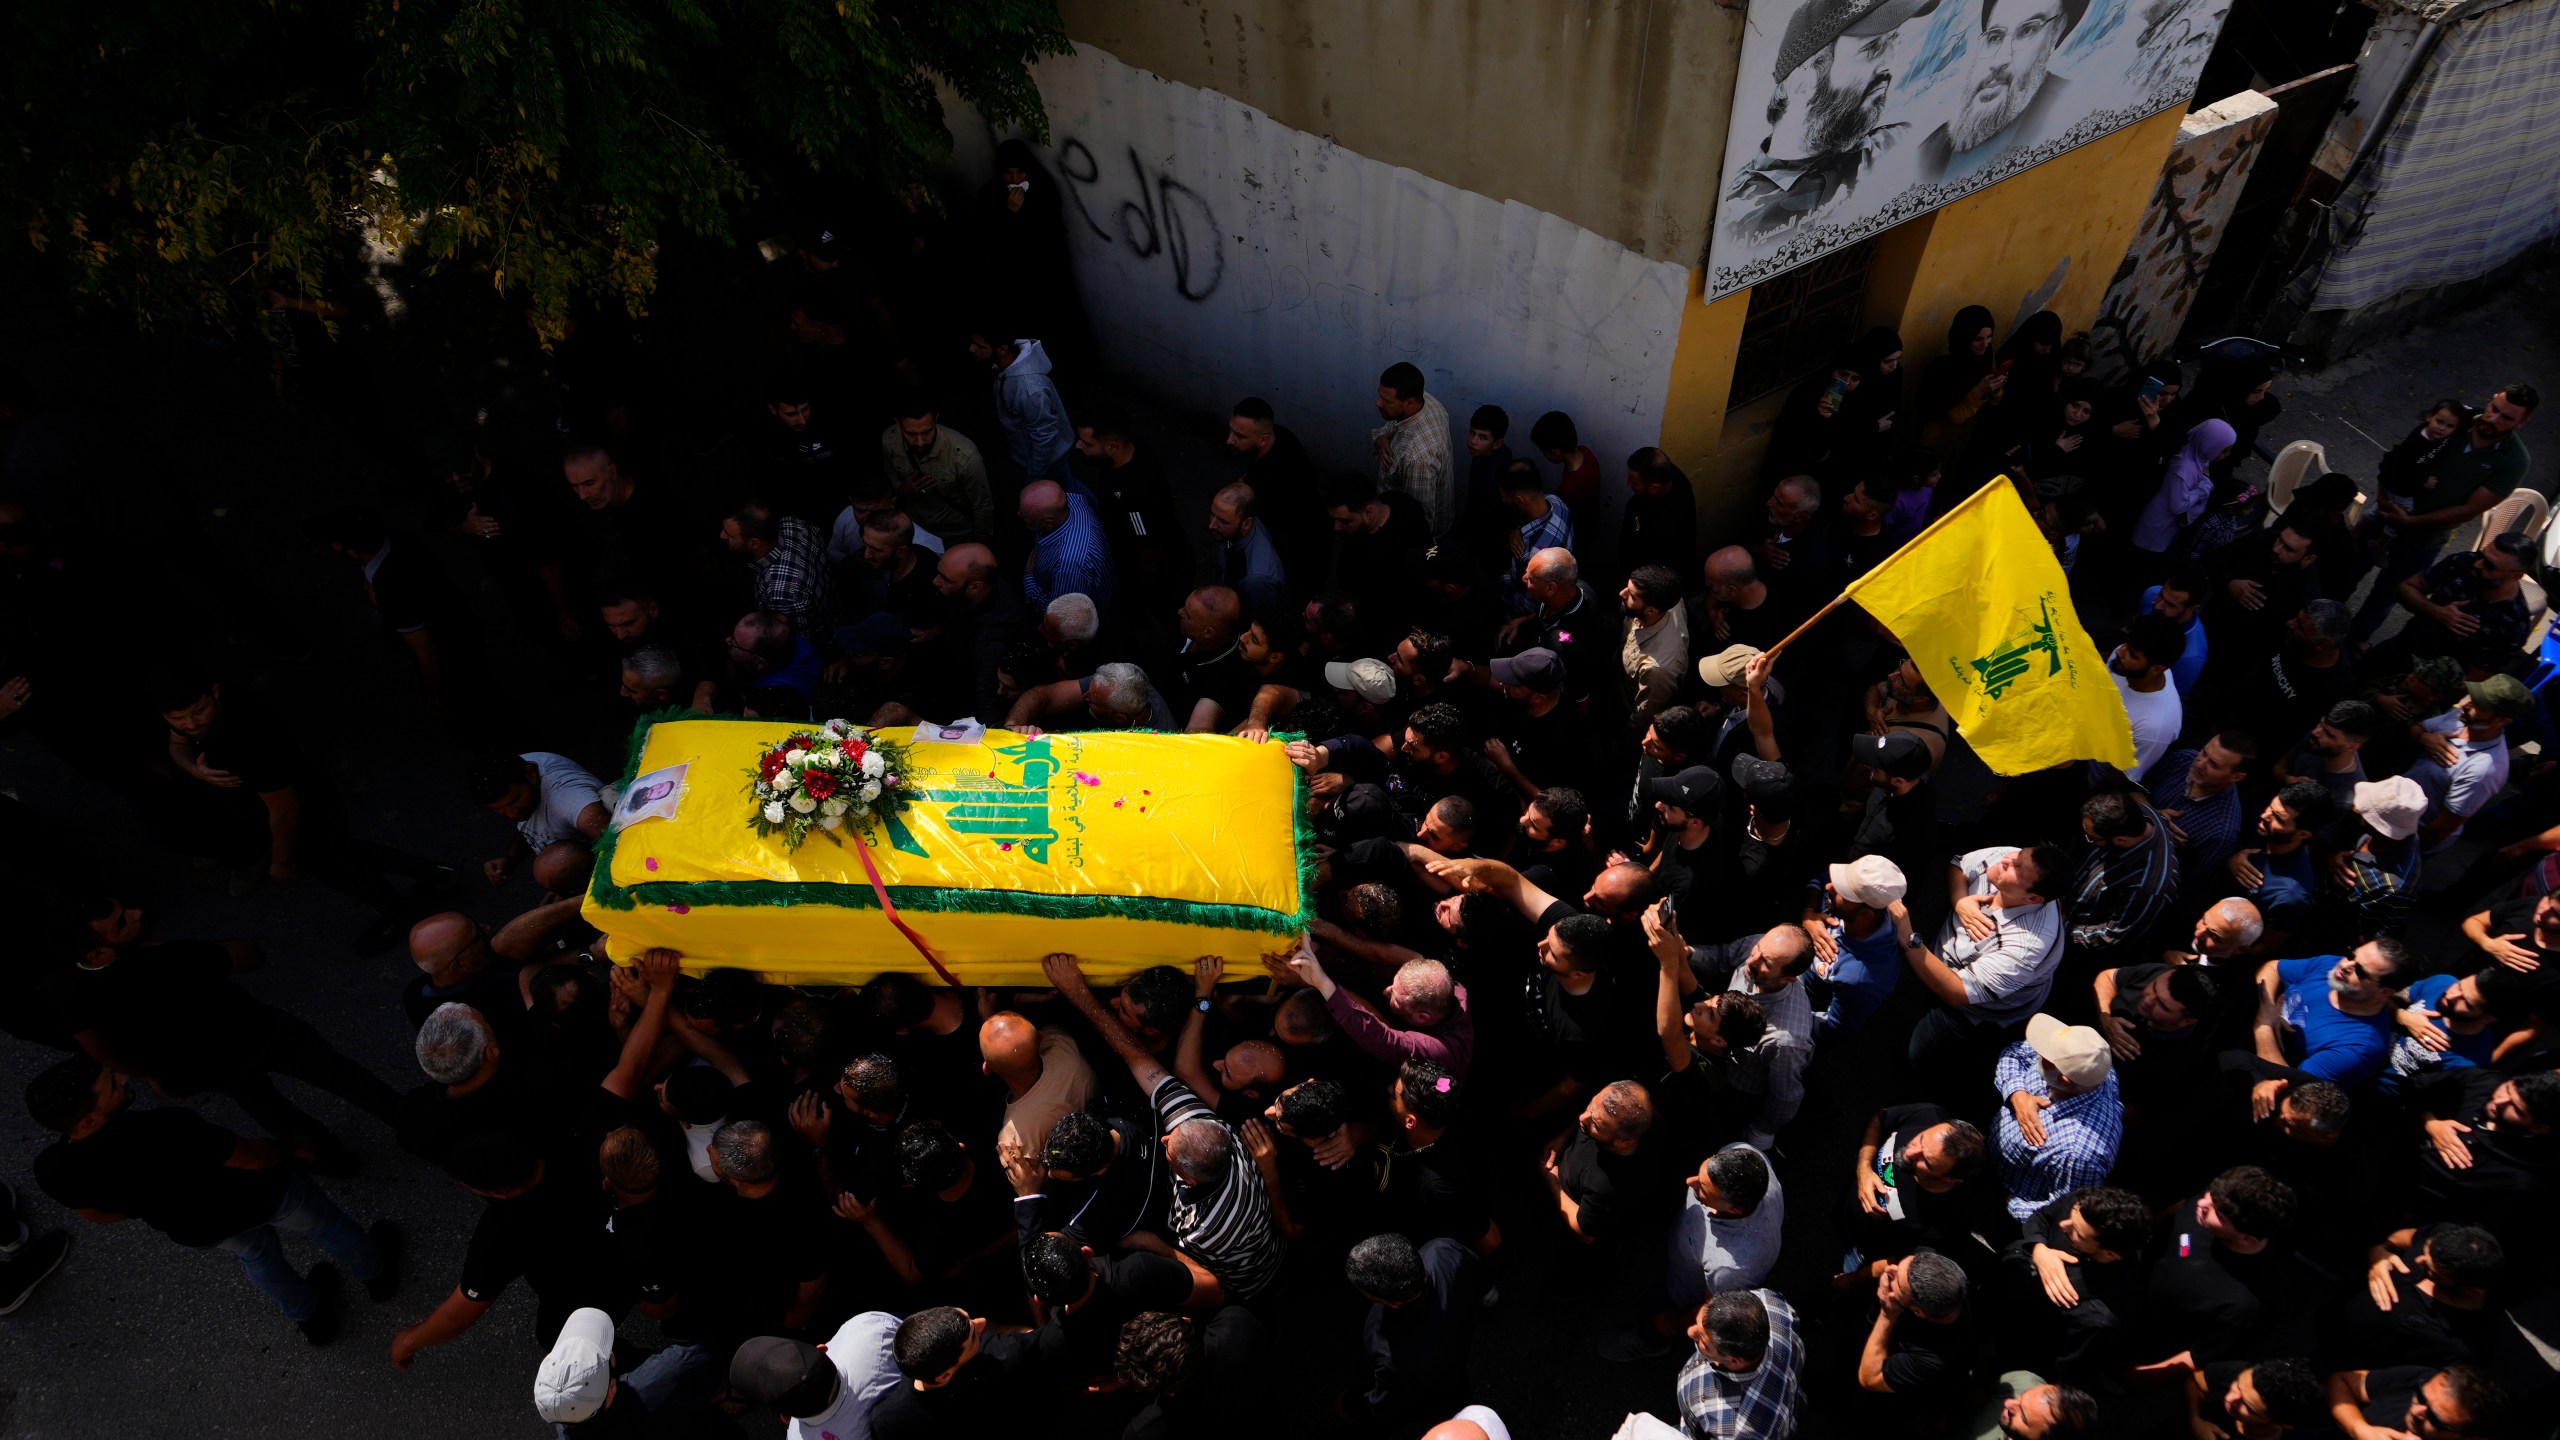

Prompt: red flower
[758,751,789,781]
[801,771,839,800]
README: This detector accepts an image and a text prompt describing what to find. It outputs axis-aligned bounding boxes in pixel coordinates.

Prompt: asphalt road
[0,259,2550,1438]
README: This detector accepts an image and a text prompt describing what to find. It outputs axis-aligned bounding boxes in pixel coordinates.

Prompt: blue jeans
[558,1343,719,1438]
[200,1171,382,1321]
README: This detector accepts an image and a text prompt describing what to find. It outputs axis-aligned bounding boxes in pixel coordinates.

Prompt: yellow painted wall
[1658,105,2193,548]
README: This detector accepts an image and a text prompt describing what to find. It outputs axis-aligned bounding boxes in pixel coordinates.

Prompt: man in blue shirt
[2137,576,2209,696]
[1804,855,1908,1046]
[1206,482,1290,619]
[1017,479,1117,619]
[2246,940,2417,1118]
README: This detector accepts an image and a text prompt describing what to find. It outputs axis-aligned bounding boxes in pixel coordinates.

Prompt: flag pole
[1762,593,1852,659]
[1757,476,2019,661]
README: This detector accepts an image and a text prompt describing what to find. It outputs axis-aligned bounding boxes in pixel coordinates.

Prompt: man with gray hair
[1042,952,1283,1306]
[1003,659,1175,732]
[1282,938,1474,1078]
[1041,592,1100,647]
[617,644,686,711]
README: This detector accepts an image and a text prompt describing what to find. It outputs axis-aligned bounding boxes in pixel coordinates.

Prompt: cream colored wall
[1052,0,1745,266]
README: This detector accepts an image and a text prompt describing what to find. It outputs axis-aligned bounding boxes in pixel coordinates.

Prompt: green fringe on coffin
[588,709,1317,936]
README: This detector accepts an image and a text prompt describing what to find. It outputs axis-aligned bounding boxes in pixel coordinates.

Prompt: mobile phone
[1993,359,2015,379]
[2136,375,2166,405]
[1823,375,1850,410]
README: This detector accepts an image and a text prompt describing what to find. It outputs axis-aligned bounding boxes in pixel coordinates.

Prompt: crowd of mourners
[0,143,2557,1440]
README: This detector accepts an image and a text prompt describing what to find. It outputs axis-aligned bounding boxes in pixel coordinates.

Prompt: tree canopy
[0,0,1067,338]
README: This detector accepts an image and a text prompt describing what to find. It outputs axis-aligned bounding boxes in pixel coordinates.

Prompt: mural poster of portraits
[1705,0,2235,296]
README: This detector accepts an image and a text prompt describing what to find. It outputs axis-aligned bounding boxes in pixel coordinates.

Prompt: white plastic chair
[2261,440,2329,526]
[2473,488,2551,550]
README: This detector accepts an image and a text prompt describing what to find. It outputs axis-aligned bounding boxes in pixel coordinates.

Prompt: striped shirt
[1151,1076,1283,1300]
[1724,966,1812,1153]
[2067,795,2179,959]
[1025,491,1118,617]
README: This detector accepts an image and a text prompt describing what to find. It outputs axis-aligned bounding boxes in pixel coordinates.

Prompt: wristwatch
[1900,932,1924,950]
[1197,998,1214,1013]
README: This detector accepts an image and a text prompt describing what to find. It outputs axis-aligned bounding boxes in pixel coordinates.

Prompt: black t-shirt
[2141,1198,2271,1363]
[605,1183,710,1314]
[459,1160,621,1308]
[2484,899,2560,1002]
[868,1331,1039,1440]
[1554,1127,1663,1243]
[2356,1367,2434,1435]
[1526,902,1651,1086]
[1122,1307,1272,1440]
[690,1181,832,1339]
[368,533,475,645]
[32,1107,287,1246]
[193,691,317,799]
[1870,1104,1976,1250]
[1019,1115,1168,1249]
[886,1154,1017,1280]
[47,941,245,1065]
[1380,1124,1494,1248]
[1493,701,1586,796]
[1176,641,1260,728]
[1731,825,1819,935]
[1032,1249,1193,1383]
[2318,1225,2500,1371]
[1874,1286,1980,1406]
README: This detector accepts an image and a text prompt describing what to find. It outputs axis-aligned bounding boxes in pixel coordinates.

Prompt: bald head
[1707,545,1758,586]
[1586,861,1657,917]
[935,542,999,603]
[408,912,482,979]
[1420,1423,1492,1440]
[1018,480,1068,531]
[979,1012,1041,1077]
[1526,547,1579,588]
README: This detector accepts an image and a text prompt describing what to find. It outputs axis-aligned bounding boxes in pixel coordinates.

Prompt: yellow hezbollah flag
[1844,478,2134,775]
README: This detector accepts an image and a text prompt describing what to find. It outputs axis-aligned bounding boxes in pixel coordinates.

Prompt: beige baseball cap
[2352,775,2427,841]
[1828,855,1908,907]
[2026,1013,2112,1089]
[1323,657,1398,704]
[1696,643,1764,688]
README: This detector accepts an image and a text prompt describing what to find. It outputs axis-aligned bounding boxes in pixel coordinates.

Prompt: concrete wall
[2087,92,2282,381]
[1004,44,1693,539]
[1052,0,1746,266]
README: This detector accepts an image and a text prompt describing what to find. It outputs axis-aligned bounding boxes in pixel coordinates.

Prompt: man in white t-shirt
[2107,615,2187,779]
[2406,675,2527,853]
[473,752,609,886]
[729,1312,902,1440]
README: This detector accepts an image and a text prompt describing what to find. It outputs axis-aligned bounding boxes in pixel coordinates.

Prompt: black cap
[1489,647,1565,691]
[1730,753,1796,802]
[1850,731,1932,781]
[1642,765,1724,813]
[1329,782,1395,841]
[729,1337,839,1418]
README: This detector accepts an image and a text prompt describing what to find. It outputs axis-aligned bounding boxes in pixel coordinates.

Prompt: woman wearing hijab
[1837,326,1907,461]
[1914,305,2004,456]
[2128,417,2236,581]
[1763,352,1864,480]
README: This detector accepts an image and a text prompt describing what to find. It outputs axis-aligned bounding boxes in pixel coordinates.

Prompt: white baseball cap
[2026,1013,2112,1090]
[2352,775,2427,841]
[1324,658,1398,704]
[1829,855,1909,908]
[533,1307,617,1423]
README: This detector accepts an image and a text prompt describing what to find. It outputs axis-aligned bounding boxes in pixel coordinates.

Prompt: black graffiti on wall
[1054,138,1226,303]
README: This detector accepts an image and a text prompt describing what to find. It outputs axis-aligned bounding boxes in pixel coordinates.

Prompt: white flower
[824,718,851,737]
[762,800,786,824]
[860,779,882,803]
[785,749,811,768]
[818,813,843,830]
[789,791,818,814]
[821,796,849,816]
[860,750,886,778]
[773,768,798,791]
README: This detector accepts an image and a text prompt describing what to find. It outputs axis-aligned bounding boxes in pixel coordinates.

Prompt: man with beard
[1727,0,1942,237]
[1919,0,2091,183]
[1225,397,1328,584]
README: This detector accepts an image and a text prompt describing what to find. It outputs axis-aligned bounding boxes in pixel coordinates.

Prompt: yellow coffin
[582,717,1311,986]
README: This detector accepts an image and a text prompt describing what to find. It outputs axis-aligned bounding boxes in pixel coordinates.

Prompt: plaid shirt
[1676,1289,1803,1440]
[1502,495,1579,613]
[750,516,837,636]
[1374,392,1455,536]
[2068,794,2178,958]
[1993,1042,2122,1220]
